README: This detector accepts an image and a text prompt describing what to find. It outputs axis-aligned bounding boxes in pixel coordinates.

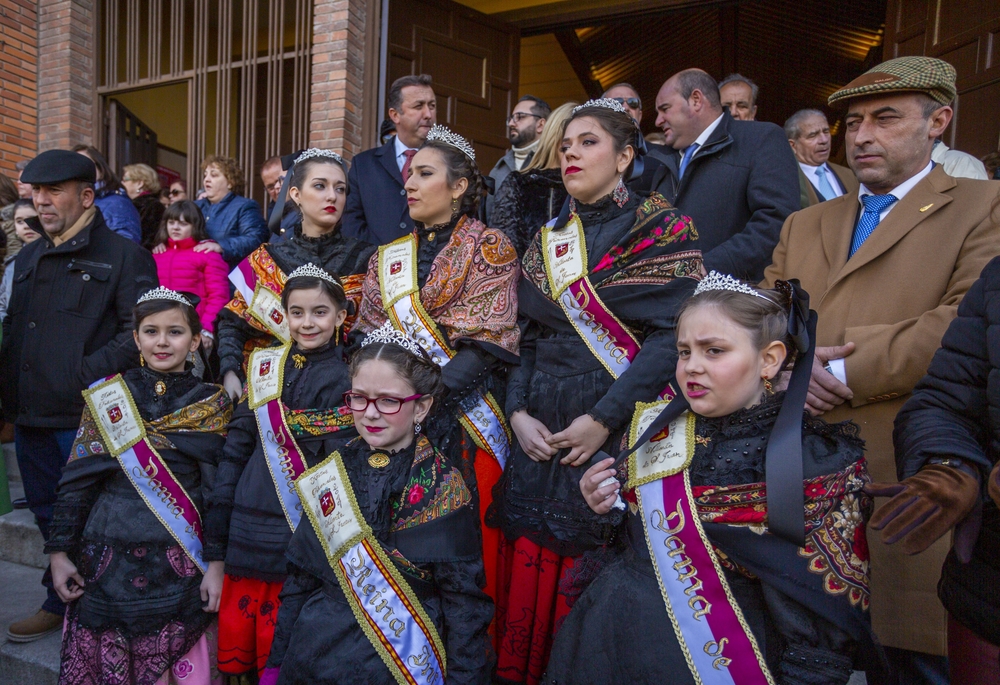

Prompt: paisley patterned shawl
[69,388,233,463]
[225,244,366,336]
[391,435,473,531]
[692,457,881,671]
[521,193,704,300]
[358,216,520,357]
[284,404,355,437]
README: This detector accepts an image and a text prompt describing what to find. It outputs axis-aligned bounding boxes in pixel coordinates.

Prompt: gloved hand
[866,464,980,560]
[989,462,1000,509]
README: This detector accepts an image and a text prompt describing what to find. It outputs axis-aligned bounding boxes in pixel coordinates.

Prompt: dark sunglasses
[343,391,424,415]
[168,189,184,196]
[613,97,641,110]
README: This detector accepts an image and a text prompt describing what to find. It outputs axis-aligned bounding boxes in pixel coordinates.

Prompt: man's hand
[194,241,224,254]
[547,414,610,467]
[510,411,558,462]
[867,464,980,559]
[806,343,855,416]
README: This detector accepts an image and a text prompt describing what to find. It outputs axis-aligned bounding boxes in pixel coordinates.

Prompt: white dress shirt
[680,113,724,162]
[799,162,845,199]
[394,135,419,173]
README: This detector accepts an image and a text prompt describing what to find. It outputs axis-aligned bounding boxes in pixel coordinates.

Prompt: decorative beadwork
[426,125,476,161]
[693,270,770,300]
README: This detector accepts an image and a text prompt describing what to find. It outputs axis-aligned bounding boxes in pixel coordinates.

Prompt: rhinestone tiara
[294,148,345,166]
[137,286,192,306]
[572,98,629,117]
[425,125,476,162]
[362,322,425,358]
[693,271,770,300]
[286,263,343,290]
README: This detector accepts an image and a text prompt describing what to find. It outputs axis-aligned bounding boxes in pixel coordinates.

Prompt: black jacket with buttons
[0,210,158,428]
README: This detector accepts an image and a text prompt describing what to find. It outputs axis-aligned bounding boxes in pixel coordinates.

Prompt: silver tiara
[362,322,424,357]
[693,271,770,300]
[286,263,342,289]
[572,98,629,117]
[137,286,192,306]
[426,125,476,162]
[294,148,344,166]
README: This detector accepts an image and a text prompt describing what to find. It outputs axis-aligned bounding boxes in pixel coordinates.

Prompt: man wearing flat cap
[0,149,158,642]
[763,56,1000,682]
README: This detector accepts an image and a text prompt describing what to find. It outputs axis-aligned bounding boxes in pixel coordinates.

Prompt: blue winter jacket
[196,192,269,268]
[94,185,142,243]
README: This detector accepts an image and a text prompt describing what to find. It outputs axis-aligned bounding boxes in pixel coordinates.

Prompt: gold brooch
[427,231,436,242]
[292,354,307,369]
[695,434,711,447]
[368,452,391,468]
[154,380,167,396]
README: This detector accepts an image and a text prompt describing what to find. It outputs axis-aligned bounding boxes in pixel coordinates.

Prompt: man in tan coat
[763,56,1000,682]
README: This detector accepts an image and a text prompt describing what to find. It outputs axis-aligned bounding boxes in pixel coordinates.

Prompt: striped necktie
[850,194,898,257]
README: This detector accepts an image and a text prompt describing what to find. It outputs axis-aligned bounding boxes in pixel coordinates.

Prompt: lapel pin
[919,203,934,212]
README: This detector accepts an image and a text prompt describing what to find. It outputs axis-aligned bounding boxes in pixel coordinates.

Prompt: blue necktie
[678,142,699,179]
[850,194,898,257]
[815,165,837,200]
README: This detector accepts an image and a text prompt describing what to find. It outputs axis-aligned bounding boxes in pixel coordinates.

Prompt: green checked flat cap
[828,56,956,106]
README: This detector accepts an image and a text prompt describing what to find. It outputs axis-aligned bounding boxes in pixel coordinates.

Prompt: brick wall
[310,0,369,158]
[0,0,38,176]
[37,0,94,151]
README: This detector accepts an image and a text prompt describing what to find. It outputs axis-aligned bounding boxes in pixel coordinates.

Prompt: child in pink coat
[152,200,231,351]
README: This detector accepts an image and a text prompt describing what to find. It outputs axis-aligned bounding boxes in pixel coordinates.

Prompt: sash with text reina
[230,257,290,342]
[628,399,774,685]
[377,235,510,469]
[541,215,641,380]
[247,344,310,531]
[83,375,207,573]
[297,451,446,684]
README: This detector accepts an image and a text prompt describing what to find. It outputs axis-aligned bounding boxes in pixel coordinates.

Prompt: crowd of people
[0,54,998,685]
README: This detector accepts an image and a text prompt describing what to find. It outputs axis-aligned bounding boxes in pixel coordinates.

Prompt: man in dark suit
[650,69,799,281]
[785,108,859,208]
[342,74,437,245]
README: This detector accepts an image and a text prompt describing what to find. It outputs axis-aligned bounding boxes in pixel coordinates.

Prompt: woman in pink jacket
[152,200,231,351]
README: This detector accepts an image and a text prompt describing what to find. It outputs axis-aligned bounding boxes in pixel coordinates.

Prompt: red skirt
[493,535,578,685]
[217,575,284,676]
[473,446,503,605]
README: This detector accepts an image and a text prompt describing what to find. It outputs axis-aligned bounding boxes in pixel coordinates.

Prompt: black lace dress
[216,222,375,380]
[544,394,883,685]
[45,367,231,685]
[489,168,567,257]
[265,437,495,685]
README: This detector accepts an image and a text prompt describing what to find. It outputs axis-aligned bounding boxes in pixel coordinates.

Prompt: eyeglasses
[168,189,184,196]
[264,176,285,193]
[613,97,641,110]
[343,392,424,415]
[507,112,541,124]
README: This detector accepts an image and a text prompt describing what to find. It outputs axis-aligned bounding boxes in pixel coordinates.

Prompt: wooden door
[387,0,520,172]
[106,99,159,175]
[884,0,1000,157]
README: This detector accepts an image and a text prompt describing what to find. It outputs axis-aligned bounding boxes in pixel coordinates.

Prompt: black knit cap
[21,149,97,185]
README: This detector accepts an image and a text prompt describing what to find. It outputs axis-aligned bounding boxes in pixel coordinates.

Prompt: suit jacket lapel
[828,167,956,290]
[376,137,404,187]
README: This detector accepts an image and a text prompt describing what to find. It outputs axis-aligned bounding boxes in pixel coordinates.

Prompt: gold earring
[139,353,145,367]
[763,377,773,394]
[451,197,459,212]
[335,326,340,346]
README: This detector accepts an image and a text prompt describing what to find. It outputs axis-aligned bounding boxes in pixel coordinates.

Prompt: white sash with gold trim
[247,345,310,531]
[627,400,774,685]
[377,236,510,469]
[83,375,207,573]
[298,451,446,684]
[230,258,290,342]
[541,216,641,379]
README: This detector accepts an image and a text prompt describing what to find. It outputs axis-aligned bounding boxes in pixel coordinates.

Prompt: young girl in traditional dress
[544,273,883,685]
[260,324,494,685]
[205,264,359,681]
[216,149,374,402]
[357,126,520,606]
[489,98,702,683]
[47,287,234,685]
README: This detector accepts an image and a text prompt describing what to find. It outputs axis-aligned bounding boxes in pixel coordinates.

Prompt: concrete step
[0,482,47,570]
[0,560,60,685]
